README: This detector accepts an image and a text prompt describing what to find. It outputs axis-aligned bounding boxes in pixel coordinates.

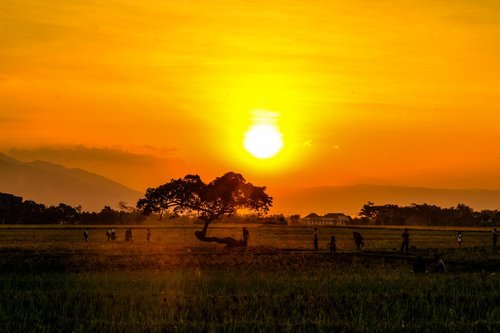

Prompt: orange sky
[2,0,500,203]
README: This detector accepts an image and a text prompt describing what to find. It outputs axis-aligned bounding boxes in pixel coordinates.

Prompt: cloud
[6,145,175,166]
[137,145,180,155]
[303,140,313,147]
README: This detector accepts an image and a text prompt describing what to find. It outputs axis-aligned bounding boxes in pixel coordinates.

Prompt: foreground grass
[1,266,499,332]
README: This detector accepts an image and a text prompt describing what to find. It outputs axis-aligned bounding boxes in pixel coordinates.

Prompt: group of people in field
[313,228,363,253]
[105,228,117,241]
[313,228,365,252]
[82,224,499,258]
[83,226,498,252]
[83,227,152,242]
[312,227,498,253]
[312,227,497,274]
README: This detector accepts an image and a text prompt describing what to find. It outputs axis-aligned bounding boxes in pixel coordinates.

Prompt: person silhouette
[125,228,133,242]
[401,229,410,254]
[353,231,364,250]
[313,228,319,250]
[242,227,250,245]
[329,235,336,253]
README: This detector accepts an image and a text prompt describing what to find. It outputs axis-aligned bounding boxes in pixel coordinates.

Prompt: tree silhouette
[21,200,46,224]
[359,201,376,220]
[137,172,272,247]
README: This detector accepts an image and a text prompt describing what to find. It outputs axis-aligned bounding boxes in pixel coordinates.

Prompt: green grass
[0,268,499,332]
[0,225,499,332]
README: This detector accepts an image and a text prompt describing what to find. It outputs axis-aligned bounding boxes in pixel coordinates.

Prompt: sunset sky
[2,0,500,206]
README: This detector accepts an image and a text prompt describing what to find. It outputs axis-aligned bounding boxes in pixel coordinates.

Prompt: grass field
[0,224,499,332]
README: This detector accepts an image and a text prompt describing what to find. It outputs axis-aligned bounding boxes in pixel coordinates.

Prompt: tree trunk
[194,221,247,247]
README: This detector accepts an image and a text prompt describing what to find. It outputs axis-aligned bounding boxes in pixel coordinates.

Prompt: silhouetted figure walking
[329,235,336,253]
[401,229,410,254]
[111,228,117,240]
[493,228,497,248]
[83,229,89,242]
[313,228,319,250]
[146,228,152,242]
[353,231,364,250]
[106,229,111,241]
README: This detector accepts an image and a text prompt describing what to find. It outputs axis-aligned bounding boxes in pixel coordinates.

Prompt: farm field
[0,225,499,332]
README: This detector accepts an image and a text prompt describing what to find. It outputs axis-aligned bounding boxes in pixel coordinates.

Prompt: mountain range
[2,152,500,215]
[0,153,142,212]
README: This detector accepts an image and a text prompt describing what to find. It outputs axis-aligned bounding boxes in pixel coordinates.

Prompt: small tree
[137,172,272,247]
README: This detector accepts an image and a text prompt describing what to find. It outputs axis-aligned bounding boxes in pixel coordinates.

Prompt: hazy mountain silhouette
[4,151,500,216]
[0,153,141,211]
[274,184,500,216]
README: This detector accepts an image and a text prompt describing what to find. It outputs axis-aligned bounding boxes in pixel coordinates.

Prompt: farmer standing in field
[125,228,133,242]
[329,235,336,253]
[457,231,463,249]
[146,228,152,242]
[242,227,250,245]
[83,229,89,242]
[313,228,319,250]
[401,229,410,254]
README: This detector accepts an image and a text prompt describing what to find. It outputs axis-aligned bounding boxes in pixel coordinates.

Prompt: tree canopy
[137,172,272,246]
[358,202,483,227]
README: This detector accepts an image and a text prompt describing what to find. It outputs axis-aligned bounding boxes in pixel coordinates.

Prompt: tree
[117,201,134,212]
[21,200,46,224]
[452,203,476,226]
[41,203,79,224]
[0,193,23,224]
[359,201,376,221]
[137,172,272,247]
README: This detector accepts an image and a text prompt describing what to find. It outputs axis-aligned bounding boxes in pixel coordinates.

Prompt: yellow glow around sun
[244,124,283,159]
[244,110,284,159]
[243,109,284,159]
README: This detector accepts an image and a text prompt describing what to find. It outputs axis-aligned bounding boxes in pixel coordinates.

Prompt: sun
[244,123,283,159]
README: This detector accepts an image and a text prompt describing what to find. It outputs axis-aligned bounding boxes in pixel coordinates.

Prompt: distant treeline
[357,202,500,227]
[1,192,499,227]
[0,193,146,225]
[0,192,292,225]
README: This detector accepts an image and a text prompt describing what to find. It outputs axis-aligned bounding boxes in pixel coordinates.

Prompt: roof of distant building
[324,213,345,218]
[303,213,321,218]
